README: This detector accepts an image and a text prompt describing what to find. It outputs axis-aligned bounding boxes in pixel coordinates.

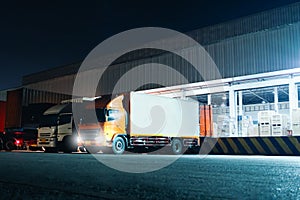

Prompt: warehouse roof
[22,2,300,86]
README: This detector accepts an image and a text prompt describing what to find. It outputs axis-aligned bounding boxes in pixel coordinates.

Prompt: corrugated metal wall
[188,2,300,45]
[22,88,71,105]
[23,2,300,97]
[206,22,300,78]
[22,62,80,85]
[0,90,7,101]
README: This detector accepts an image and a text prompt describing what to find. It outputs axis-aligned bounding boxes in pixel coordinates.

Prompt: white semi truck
[37,103,78,153]
[77,92,200,154]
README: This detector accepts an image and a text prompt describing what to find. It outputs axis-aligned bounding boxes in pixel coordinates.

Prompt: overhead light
[83,96,102,101]
[222,94,227,100]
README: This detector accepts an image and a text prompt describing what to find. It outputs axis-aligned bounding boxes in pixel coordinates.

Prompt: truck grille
[80,129,101,140]
[39,133,51,137]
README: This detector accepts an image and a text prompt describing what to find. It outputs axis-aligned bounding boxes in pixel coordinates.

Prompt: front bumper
[78,139,112,148]
[37,138,57,148]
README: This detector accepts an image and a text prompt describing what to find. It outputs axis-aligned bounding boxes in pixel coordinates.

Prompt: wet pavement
[0,152,299,199]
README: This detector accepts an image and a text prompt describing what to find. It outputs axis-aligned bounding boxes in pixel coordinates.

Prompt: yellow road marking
[288,137,300,152]
[275,137,293,154]
[226,138,239,154]
[262,138,279,154]
[237,138,253,154]
[218,139,228,153]
[205,138,219,154]
[249,138,266,154]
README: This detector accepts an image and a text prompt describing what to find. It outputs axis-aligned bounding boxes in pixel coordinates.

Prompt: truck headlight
[77,136,83,144]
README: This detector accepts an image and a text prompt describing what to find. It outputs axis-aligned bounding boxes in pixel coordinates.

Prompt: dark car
[0,127,39,151]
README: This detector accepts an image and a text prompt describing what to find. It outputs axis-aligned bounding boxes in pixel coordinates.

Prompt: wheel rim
[6,141,14,150]
[172,140,182,154]
[175,143,180,152]
[115,140,123,152]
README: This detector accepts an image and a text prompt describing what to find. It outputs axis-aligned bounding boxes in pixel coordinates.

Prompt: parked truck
[77,92,200,154]
[37,103,78,153]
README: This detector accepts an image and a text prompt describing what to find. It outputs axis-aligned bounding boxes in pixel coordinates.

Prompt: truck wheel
[78,146,86,153]
[171,138,183,155]
[62,136,77,153]
[112,137,126,154]
[5,140,15,151]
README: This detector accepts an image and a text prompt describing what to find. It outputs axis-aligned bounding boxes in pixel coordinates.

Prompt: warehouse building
[1,2,300,136]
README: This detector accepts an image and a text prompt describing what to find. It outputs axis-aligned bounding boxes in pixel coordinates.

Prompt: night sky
[1,0,299,90]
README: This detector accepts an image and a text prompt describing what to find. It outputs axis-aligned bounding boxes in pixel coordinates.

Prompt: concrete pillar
[180,90,186,100]
[289,76,298,131]
[207,94,211,105]
[238,91,243,116]
[238,91,243,136]
[229,88,237,136]
[289,78,298,110]
[274,87,278,113]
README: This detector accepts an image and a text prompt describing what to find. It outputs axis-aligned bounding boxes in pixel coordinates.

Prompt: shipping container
[200,105,213,137]
[5,89,23,128]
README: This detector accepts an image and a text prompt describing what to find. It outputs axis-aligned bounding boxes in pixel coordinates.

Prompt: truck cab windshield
[80,108,106,124]
[107,109,120,121]
[39,114,58,127]
[58,114,72,125]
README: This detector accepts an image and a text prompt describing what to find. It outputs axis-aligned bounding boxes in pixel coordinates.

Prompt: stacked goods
[258,111,275,136]
[271,114,288,136]
[200,105,213,137]
[252,125,259,137]
[213,122,218,137]
[292,109,300,136]
[217,115,230,137]
[242,116,255,137]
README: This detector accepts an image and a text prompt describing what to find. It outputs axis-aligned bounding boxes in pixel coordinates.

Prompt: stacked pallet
[241,115,256,137]
[271,114,288,136]
[292,109,300,136]
[216,115,230,137]
[258,111,275,136]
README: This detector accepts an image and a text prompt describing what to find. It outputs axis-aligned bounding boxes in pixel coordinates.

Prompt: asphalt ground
[0,151,299,199]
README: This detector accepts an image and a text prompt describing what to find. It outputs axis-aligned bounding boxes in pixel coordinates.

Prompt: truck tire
[62,136,77,153]
[86,147,101,154]
[78,146,86,153]
[171,138,183,155]
[112,137,126,154]
[44,147,58,153]
[5,140,15,151]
